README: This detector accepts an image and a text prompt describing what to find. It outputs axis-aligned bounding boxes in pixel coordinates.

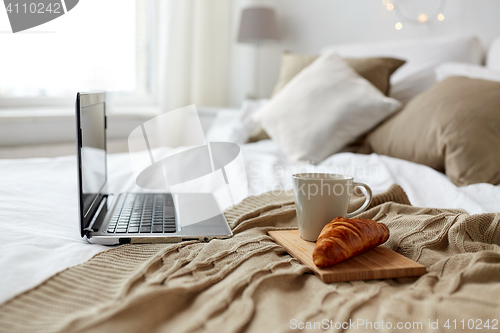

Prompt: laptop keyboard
[106,193,176,234]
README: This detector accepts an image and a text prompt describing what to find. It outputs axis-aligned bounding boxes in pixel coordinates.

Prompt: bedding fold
[1,184,500,333]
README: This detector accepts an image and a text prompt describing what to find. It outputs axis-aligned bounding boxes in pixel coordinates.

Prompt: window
[0,0,156,108]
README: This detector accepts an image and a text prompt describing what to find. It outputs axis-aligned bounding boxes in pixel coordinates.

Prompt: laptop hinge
[84,196,107,235]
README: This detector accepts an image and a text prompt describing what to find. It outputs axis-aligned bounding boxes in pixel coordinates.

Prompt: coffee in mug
[292,173,372,242]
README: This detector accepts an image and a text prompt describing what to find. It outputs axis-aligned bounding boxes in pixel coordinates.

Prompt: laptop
[75,92,233,245]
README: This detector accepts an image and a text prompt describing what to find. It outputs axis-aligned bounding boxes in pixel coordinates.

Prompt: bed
[1,34,500,332]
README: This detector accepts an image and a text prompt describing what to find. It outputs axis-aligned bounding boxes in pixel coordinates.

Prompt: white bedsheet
[1,141,499,304]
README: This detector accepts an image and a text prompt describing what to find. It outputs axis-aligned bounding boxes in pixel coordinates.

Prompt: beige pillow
[271,53,320,96]
[272,52,406,96]
[367,76,500,186]
[250,52,405,142]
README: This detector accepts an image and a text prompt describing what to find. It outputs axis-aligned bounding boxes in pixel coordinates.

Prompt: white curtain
[156,0,232,146]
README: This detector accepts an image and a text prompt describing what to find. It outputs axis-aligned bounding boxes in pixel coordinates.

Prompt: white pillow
[487,36,500,70]
[238,98,270,140]
[206,99,270,144]
[323,35,484,105]
[252,52,401,163]
[239,98,270,122]
[205,110,244,143]
[435,62,500,82]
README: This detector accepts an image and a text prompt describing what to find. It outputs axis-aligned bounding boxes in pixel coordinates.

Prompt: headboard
[230,0,500,103]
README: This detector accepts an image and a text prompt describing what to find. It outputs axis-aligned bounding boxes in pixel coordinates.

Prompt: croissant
[313,217,389,268]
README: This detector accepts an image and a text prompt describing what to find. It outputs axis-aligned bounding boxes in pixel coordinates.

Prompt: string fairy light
[383,0,447,30]
[418,14,428,23]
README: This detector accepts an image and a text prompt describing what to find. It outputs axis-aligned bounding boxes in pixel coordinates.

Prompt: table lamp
[237,6,279,99]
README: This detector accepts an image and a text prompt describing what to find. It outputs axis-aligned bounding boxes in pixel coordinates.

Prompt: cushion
[323,34,484,105]
[252,52,401,163]
[366,76,500,186]
[271,52,319,96]
[271,52,405,97]
[250,53,405,143]
[436,62,500,82]
[487,36,500,70]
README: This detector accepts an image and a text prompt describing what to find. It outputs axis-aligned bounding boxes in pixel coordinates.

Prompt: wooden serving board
[269,230,426,283]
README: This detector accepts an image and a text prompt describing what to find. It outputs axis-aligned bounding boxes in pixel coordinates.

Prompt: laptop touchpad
[173,193,223,228]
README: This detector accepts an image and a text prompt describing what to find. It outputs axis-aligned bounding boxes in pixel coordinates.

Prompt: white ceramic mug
[292,173,372,242]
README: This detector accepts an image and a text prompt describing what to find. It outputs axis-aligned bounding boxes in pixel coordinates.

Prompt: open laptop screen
[76,92,107,231]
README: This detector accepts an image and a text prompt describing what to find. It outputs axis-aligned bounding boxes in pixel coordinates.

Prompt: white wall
[228,0,500,107]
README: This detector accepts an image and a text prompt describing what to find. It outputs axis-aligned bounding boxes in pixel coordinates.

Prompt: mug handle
[346,182,373,218]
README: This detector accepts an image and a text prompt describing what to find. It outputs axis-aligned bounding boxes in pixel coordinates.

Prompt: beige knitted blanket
[2,184,500,333]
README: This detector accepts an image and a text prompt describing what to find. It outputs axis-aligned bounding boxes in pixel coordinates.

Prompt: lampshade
[237,7,279,44]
